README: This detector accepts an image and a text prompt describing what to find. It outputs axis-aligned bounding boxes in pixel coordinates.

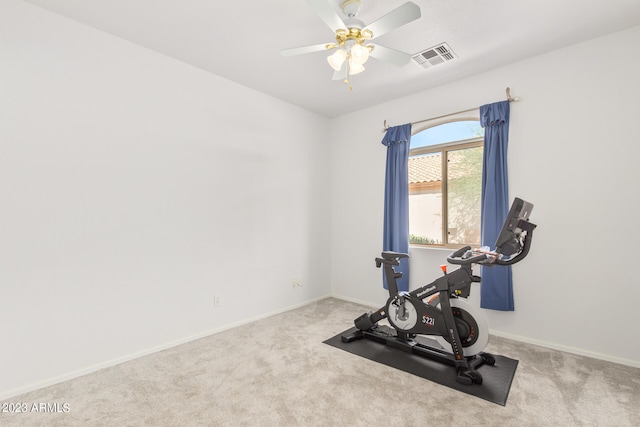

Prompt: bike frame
[363,254,481,367]
[346,199,537,385]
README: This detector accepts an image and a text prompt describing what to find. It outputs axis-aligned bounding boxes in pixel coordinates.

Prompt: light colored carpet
[1,298,639,426]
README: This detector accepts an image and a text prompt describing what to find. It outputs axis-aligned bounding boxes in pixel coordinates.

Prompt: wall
[0,0,331,398]
[330,25,640,366]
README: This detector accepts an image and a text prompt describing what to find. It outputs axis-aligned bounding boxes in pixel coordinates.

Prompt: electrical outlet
[213,296,221,307]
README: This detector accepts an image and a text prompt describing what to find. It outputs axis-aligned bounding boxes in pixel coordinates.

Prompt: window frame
[409,116,483,249]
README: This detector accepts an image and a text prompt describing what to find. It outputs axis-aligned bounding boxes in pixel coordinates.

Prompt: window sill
[409,244,455,252]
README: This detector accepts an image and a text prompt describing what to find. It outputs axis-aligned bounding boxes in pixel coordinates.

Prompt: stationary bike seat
[380,251,409,260]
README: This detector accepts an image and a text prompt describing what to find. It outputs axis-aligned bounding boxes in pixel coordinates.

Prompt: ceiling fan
[281,0,421,85]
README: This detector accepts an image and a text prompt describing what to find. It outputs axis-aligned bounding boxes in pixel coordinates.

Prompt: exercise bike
[342,198,536,385]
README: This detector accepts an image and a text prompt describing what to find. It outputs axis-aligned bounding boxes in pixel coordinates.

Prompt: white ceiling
[21,0,640,117]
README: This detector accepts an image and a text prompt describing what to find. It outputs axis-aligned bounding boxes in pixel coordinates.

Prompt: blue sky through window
[411,120,484,149]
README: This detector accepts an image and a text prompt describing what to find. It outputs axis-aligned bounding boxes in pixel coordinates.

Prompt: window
[409,118,484,247]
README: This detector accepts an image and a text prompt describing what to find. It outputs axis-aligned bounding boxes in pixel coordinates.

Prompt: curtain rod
[383,87,520,131]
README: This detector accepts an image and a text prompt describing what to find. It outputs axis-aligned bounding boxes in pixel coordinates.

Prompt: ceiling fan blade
[363,2,421,39]
[306,0,346,33]
[368,44,413,66]
[332,62,348,81]
[281,43,331,57]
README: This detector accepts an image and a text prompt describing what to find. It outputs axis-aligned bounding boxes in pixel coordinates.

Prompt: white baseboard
[4,293,635,401]
[329,293,380,309]
[488,329,640,368]
[331,295,640,369]
[0,295,330,401]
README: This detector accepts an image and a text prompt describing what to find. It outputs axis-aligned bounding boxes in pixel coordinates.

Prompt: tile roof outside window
[408,154,441,184]
[408,151,470,184]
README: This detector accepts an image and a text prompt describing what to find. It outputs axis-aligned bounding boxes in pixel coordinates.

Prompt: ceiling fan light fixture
[348,60,365,75]
[281,0,422,88]
[327,48,347,71]
[349,43,369,65]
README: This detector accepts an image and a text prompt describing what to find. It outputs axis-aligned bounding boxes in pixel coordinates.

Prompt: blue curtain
[381,124,411,292]
[480,101,513,311]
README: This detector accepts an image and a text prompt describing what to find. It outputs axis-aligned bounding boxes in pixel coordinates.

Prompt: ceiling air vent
[412,43,457,69]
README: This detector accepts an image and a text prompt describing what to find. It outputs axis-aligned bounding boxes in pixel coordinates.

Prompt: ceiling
[21,0,640,118]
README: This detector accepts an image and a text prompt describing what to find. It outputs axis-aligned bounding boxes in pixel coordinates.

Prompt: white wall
[0,0,331,398]
[3,0,639,401]
[330,25,640,367]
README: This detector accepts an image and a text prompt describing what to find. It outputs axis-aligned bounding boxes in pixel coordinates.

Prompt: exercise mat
[324,326,518,406]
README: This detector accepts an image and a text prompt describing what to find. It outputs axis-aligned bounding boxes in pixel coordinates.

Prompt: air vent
[412,43,457,69]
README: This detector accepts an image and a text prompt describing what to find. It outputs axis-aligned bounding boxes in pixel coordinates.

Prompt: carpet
[324,326,518,406]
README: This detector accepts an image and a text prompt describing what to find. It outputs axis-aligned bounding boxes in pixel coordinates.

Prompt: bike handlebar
[447,221,535,266]
[447,246,490,265]
[376,219,535,269]
[449,246,470,259]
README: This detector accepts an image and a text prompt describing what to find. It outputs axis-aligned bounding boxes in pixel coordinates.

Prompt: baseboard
[330,295,640,369]
[5,293,635,401]
[0,295,331,401]
[329,293,381,310]
[488,330,640,369]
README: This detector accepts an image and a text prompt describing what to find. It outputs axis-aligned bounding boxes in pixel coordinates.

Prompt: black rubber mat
[324,326,518,406]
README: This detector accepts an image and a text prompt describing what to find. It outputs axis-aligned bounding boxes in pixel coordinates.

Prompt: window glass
[409,119,483,247]
[446,146,483,245]
[408,153,442,245]
[411,120,484,148]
